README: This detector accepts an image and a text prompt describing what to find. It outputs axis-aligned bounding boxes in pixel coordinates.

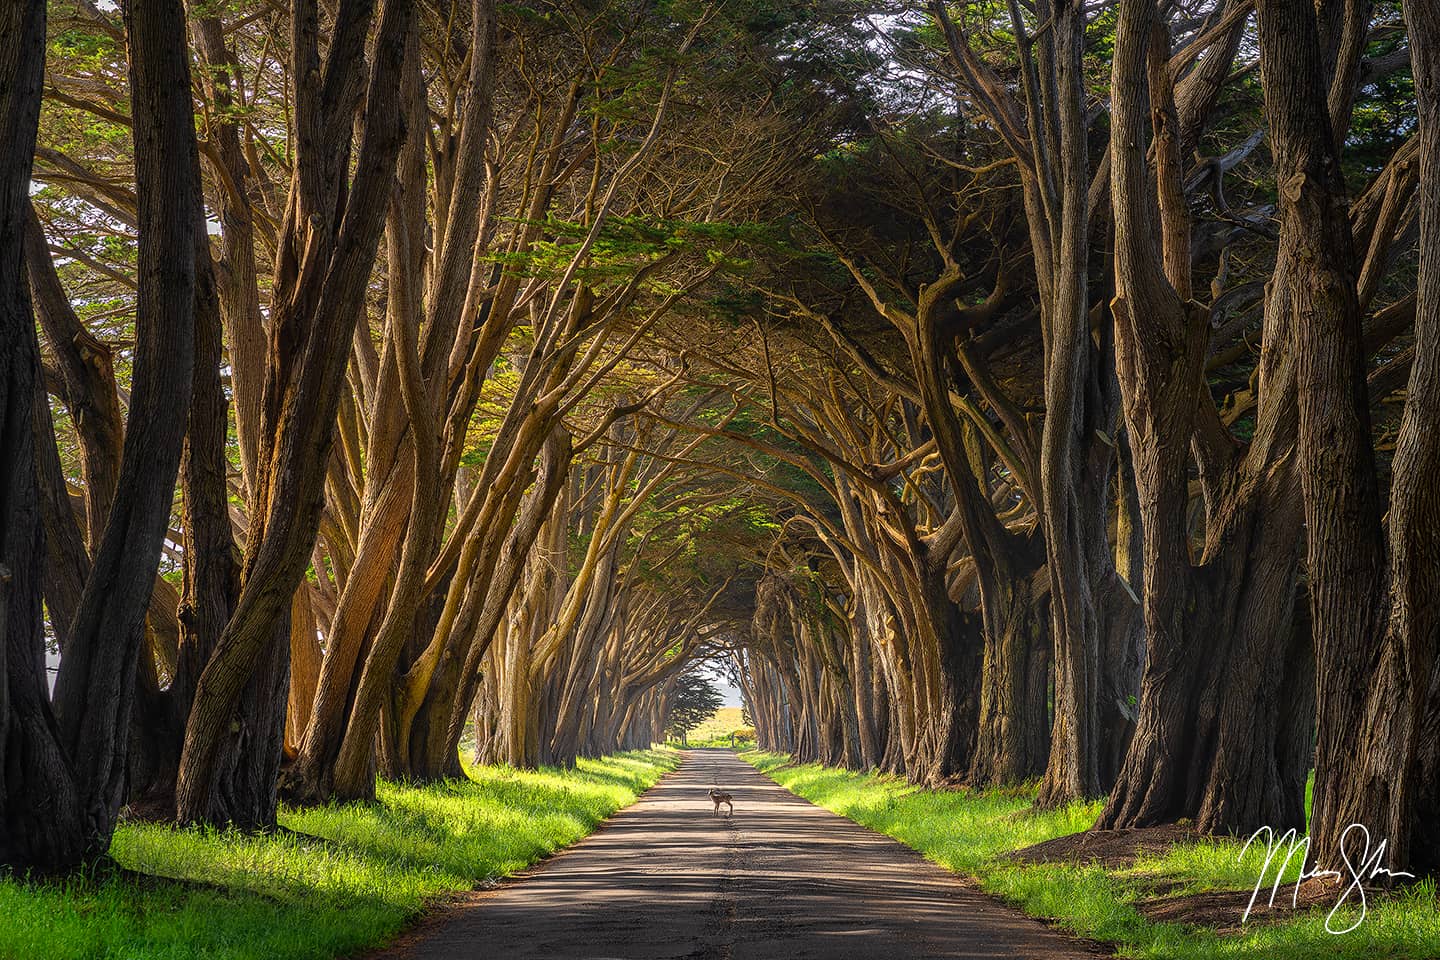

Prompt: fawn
[708,788,734,816]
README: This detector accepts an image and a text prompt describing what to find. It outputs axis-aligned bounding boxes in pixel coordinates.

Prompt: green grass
[743,752,1440,960]
[0,749,677,960]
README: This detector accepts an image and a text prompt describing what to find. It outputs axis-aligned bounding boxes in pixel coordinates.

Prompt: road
[372,749,1105,960]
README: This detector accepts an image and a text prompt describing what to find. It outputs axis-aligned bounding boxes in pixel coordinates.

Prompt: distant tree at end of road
[666,672,725,747]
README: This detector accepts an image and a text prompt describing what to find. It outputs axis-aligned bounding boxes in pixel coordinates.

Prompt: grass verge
[743,751,1440,959]
[1,748,677,960]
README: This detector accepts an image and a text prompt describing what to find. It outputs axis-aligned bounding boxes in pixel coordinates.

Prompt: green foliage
[1333,2,1413,178]
[744,755,1440,960]
[0,750,677,960]
[666,671,725,740]
[486,214,790,287]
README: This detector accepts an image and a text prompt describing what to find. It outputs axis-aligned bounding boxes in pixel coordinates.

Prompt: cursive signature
[1239,823,1414,934]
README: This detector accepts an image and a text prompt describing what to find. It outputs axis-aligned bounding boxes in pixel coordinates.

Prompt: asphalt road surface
[374,749,1105,960]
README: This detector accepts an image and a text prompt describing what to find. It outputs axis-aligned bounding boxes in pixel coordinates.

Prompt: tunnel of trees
[0,0,1436,880]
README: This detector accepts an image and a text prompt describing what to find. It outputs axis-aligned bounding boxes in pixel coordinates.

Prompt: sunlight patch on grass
[744,752,1440,960]
[0,749,678,960]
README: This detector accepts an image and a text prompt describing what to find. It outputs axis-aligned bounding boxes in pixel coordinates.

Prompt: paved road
[374,749,1105,960]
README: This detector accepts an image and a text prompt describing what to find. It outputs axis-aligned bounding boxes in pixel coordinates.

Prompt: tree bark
[24,208,124,547]
[129,167,237,813]
[972,547,1051,786]
[176,0,415,827]
[4,0,201,869]
[190,4,267,499]
[1292,0,1440,872]
[1099,0,1311,835]
[54,0,202,846]
[0,0,80,873]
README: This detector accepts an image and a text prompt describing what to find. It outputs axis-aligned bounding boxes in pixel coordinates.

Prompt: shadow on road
[369,749,1108,960]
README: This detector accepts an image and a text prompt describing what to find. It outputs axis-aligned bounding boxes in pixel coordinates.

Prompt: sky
[700,664,744,707]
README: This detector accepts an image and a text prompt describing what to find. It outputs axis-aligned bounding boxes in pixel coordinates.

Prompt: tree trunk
[0,0,78,873]
[286,590,322,756]
[4,0,200,870]
[973,556,1051,786]
[176,0,414,827]
[917,568,983,783]
[1099,0,1310,835]
[30,374,89,651]
[191,5,266,499]
[129,206,236,814]
[24,208,124,547]
[1286,0,1440,872]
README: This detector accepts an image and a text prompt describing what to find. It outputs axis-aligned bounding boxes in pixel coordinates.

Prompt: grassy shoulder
[1,749,677,960]
[742,751,1440,960]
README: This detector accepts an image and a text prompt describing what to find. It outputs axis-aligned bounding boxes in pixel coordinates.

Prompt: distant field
[686,706,745,742]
